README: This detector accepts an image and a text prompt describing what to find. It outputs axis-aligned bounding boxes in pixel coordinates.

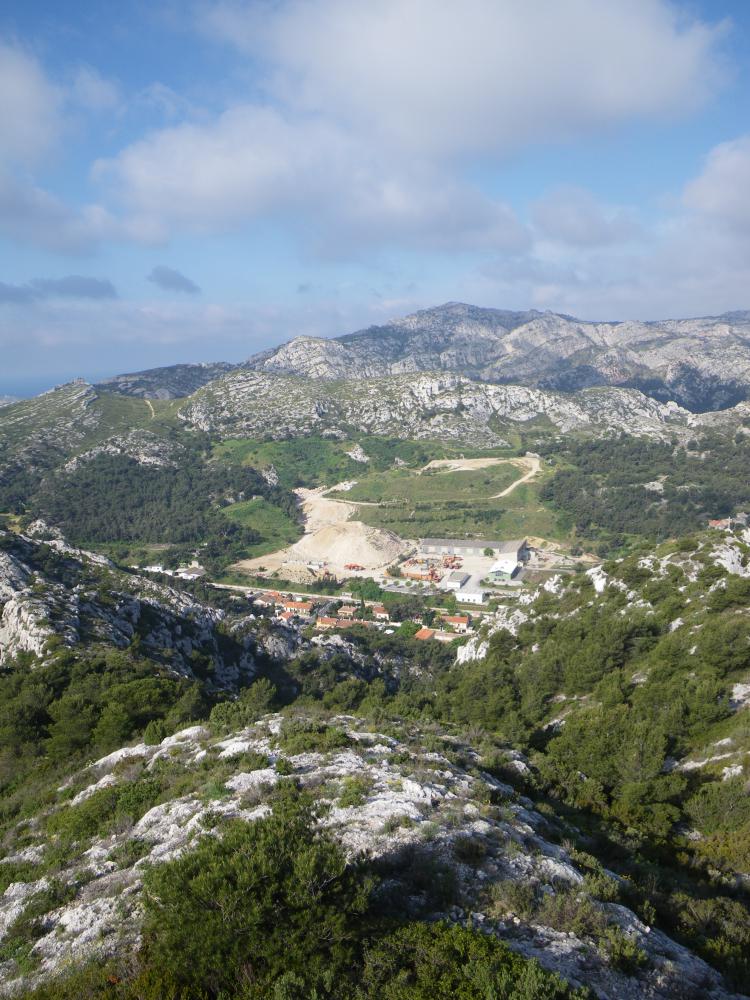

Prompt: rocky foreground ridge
[1,712,743,1000]
[1,525,750,997]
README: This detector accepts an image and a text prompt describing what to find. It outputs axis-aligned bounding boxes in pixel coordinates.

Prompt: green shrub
[207,679,277,734]
[140,785,372,997]
[0,860,43,894]
[277,718,350,755]
[338,775,374,809]
[360,921,587,999]
[142,720,168,745]
[489,879,537,919]
[600,926,648,975]
[108,839,152,868]
[46,776,163,845]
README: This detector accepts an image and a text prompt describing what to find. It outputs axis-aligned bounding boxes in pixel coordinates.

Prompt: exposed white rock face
[260,464,280,487]
[0,532,265,684]
[730,683,750,711]
[180,370,691,446]
[246,302,750,413]
[0,714,741,1000]
[61,430,185,471]
[457,604,530,664]
[0,585,77,659]
[456,637,489,664]
[0,551,31,602]
[346,444,370,463]
[710,537,750,577]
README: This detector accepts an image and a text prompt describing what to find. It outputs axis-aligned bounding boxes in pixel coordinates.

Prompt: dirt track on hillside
[421,453,542,499]
[491,454,541,498]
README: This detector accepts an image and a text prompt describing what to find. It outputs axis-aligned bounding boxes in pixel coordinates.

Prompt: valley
[2,303,750,999]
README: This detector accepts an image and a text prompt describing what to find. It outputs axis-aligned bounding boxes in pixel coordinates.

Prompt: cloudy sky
[1,0,750,395]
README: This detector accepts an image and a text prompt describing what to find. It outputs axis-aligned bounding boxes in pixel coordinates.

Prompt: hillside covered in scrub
[0,523,749,997]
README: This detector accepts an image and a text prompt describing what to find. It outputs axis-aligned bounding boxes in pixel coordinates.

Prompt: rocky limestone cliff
[0,528,261,686]
[61,430,186,473]
[179,370,697,444]
[247,303,750,412]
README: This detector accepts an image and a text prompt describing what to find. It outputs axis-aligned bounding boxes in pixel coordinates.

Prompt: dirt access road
[420,453,542,499]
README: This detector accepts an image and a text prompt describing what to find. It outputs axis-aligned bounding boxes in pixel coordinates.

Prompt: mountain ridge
[27,302,750,414]
[245,302,750,412]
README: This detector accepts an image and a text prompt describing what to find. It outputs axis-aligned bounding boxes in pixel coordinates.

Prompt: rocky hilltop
[1,711,743,1000]
[95,362,236,400]
[247,303,750,412]
[179,369,703,444]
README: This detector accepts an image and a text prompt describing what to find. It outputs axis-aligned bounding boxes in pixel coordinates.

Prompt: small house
[414,627,436,641]
[282,600,314,615]
[440,614,471,633]
[315,617,338,631]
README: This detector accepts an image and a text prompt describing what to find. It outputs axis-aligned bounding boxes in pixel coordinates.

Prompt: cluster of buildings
[249,589,476,641]
[417,537,529,604]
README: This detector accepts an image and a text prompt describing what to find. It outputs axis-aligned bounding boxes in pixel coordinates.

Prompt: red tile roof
[414,627,436,641]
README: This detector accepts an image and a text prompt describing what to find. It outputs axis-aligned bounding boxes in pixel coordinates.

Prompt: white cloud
[93,0,726,255]
[202,0,727,157]
[478,139,750,319]
[532,186,642,247]
[0,47,124,252]
[94,105,530,254]
[682,135,750,231]
[0,42,63,164]
[70,66,121,112]
[0,171,98,252]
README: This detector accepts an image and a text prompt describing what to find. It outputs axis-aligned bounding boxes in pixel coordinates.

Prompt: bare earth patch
[232,485,411,582]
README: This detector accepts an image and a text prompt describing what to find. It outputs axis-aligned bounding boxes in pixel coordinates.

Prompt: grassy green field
[214,437,361,488]
[329,463,521,504]
[212,435,519,489]
[223,497,302,557]
[348,473,566,542]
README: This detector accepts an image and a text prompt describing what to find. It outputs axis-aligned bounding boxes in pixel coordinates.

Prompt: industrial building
[420,537,528,561]
[442,570,470,591]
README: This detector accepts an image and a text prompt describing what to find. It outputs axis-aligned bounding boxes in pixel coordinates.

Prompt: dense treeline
[27,451,299,572]
[539,433,750,548]
[0,647,210,836]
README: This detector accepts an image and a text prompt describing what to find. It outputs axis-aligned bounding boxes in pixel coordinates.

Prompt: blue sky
[1,0,750,395]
